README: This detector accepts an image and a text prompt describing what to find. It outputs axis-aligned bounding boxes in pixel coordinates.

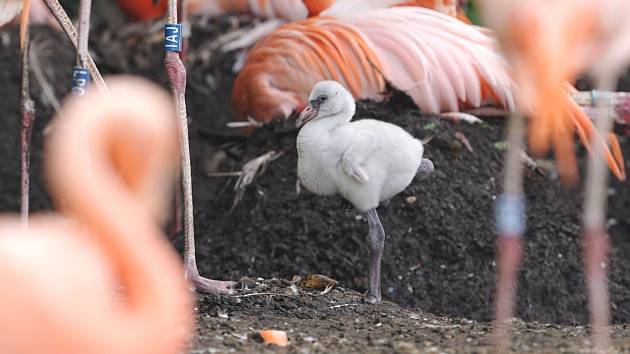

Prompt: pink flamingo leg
[168,180,183,239]
[492,113,526,353]
[165,1,235,294]
[493,235,523,352]
[583,86,616,353]
[18,0,37,227]
[19,100,35,226]
[19,20,35,226]
[584,225,611,352]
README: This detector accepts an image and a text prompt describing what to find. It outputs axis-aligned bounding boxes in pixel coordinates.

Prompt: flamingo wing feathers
[232,7,515,123]
[346,7,515,113]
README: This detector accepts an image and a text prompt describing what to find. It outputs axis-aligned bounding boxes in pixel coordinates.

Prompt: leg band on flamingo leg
[72,67,89,96]
[592,90,615,121]
[164,23,183,53]
[591,90,612,106]
[493,193,525,352]
[495,193,525,238]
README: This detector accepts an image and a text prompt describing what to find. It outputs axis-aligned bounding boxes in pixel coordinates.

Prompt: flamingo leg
[583,225,611,353]
[167,0,188,239]
[492,113,526,353]
[20,99,35,227]
[366,208,385,304]
[493,234,523,352]
[583,85,616,353]
[165,1,235,294]
[20,97,35,225]
[168,179,183,239]
[19,6,34,227]
[178,0,190,60]
[165,49,235,295]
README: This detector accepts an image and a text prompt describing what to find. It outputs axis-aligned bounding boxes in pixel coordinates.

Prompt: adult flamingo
[480,0,630,352]
[0,77,193,354]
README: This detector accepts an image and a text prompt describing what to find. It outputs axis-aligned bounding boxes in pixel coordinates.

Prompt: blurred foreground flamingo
[0,77,193,354]
[231,5,624,182]
[480,0,630,352]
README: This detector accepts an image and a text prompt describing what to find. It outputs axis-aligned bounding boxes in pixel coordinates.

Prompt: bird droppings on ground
[2,13,630,354]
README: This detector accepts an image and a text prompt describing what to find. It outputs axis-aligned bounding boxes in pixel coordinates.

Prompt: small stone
[214,306,228,319]
[287,284,299,295]
[303,336,317,343]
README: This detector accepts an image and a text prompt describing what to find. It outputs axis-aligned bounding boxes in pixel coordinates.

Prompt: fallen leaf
[494,140,510,151]
[298,274,337,290]
[422,122,436,130]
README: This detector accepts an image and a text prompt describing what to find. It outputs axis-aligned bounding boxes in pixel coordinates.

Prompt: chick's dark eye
[319,95,327,102]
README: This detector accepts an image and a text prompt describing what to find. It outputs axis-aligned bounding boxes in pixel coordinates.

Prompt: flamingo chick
[296,81,433,303]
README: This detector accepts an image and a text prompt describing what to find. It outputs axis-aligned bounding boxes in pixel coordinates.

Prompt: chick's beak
[296,103,319,128]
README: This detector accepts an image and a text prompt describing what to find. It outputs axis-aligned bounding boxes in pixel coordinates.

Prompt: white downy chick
[295,80,433,303]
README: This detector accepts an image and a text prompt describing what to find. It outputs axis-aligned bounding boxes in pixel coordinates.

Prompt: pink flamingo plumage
[480,0,630,351]
[0,77,193,354]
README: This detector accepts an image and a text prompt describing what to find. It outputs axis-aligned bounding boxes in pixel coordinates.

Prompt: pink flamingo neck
[45,77,193,353]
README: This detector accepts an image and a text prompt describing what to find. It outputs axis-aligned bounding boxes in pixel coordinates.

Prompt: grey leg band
[495,193,525,237]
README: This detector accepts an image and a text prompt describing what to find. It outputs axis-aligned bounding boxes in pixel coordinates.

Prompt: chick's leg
[366,208,385,304]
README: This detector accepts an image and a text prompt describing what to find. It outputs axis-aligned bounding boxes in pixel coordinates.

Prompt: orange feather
[481,0,625,182]
[231,17,387,122]
[19,0,31,50]
[303,0,335,16]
